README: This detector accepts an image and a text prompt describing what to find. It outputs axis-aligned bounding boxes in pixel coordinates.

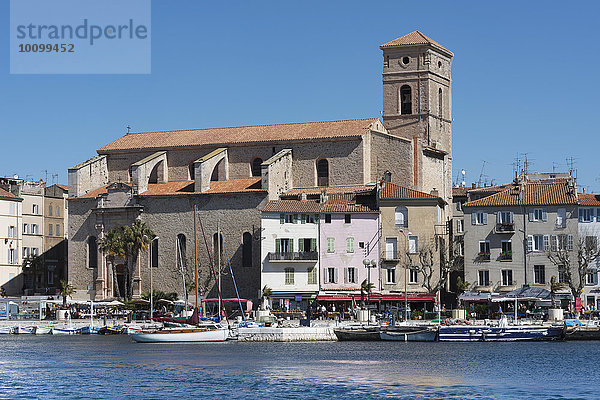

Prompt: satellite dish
[461,169,466,176]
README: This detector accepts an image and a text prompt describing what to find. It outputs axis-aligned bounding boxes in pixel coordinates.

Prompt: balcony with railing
[268,251,318,262]
[382,251,401,262]
[478,252,491,262]
[499,251,513,261]
[495,222,515,233]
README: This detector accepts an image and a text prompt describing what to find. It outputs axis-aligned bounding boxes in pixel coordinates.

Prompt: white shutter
[529,209,534,221]
[568,235,574,251]
[551,235,557,252]
[482,212,488,225]
[527,235,533,252]
[543,235,550,251]
[496,212,501,224]
[334,268,338,284]
[542,209,547,222]
[471,212,477,226]
[509,212,514,223]
[344,268,348,284]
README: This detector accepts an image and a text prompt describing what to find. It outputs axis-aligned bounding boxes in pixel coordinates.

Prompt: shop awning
[316,293,435,302]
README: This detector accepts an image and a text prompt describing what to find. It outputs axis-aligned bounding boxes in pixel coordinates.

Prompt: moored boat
[129,323,228,343]
[333,326,381,341]
[52,327,79,335]
[34,326,53,335]
[14,326,36,334]
[439,323,564,342]
[380,326,438,342]
[0,326,13,334]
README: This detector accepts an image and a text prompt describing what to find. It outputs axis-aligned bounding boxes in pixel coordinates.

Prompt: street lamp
[398,229,411,321]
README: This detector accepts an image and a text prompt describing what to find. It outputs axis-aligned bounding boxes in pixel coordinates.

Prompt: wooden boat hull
[52,327,79,335]
[14,326,35,334]
[129,327,229,343]
[333,328,380,341]
[439,325,564,341]
[34,326,53,335]
[380,328,438,342]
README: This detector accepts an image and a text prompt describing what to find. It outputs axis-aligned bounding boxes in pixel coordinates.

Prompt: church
[67,30,454,303]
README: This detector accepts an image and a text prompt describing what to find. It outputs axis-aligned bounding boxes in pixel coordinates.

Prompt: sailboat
[129,205,230,343]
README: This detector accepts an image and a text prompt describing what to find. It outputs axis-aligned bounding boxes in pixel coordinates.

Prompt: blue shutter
[542,209,547,222]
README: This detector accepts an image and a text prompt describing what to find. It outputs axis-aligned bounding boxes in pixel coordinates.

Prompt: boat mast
[194,204,199,315]
[217,219,221,317]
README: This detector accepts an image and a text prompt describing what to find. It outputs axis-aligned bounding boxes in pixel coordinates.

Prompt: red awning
[315,293,435,302]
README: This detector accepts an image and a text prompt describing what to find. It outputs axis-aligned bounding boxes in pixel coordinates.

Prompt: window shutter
[314,214,320,222]
[543,235,550,251]
[592,209,596,219]
[311,238,317,251]
[275,239,281,253]
[496,212,501,224]
[280,214,285,224]
[471,212,477,225]
[529,209,534,222]
[344,268,348,283]
[482,212,487,225]
[579,209,583,222]
[542,209,547,222]
[334,268,338,284]
[324,269,329,284]
[289,240,294,253]
[509,212,514,223]
[597,209,600,222]
[293,214,298,224]
[527,235,533,252]
[298,239,304,252]
[301,214,306,224]
[551,235,557,252]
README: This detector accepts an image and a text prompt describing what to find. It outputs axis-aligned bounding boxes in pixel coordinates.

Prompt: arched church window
[251,158,263,177]
[400,85,412,115]
[317,159,329,187]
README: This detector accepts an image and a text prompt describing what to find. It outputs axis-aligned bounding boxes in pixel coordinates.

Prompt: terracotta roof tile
[464,182,577,207]
[56,184,69,191]
[71,178,265,200]
[282,185,375,197]
[264,193,377,214]
[0,188,22,201]
[578,193,600,206]
[379,182,438,200]
[452,186,469,197]
[380,30,453,55]
[98,118,379,153]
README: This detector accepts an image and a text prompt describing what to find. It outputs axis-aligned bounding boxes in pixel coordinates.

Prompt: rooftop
[379,182,439,200]
[0,188,22,201]
[380,30,453,56]
[578,193,600,206]
[464,181,578,207]
[264,192,377,214]
[98,118,380,153]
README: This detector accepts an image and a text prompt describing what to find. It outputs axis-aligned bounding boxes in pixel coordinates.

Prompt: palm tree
[261,285,273,310]
[123,220,154,299]
[98,227,127,298]
[360,279,375,308]
[550,276,565,308]
[58,280,74,306]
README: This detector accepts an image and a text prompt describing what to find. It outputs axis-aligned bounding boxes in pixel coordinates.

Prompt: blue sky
[1,1,599,191]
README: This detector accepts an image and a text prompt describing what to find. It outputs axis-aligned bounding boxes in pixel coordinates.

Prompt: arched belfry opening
[317,159,329,187]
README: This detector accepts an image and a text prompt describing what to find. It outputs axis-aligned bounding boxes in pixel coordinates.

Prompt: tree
[549,275,565,308]
[546,232,600,307]
[360,279,375,308]
[261,285,273,310]
[408,236,460,294]
[58,280,74,306]
[98,227,127,299]
[21,254,44,292]
[122,220,154,299]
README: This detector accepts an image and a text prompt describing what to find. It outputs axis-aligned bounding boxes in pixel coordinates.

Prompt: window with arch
[400,85,412,115]
[176,234,186,269]
[251,158,263,177]
[317,159,329,187]
[438,88,443,119]
[88,236,98,268]
[148,160,164,184]
[395,207,408,228]
[242,232,252,268]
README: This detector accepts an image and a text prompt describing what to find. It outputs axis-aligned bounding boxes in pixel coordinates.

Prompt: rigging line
[197,214,230,328]
[221,239,246,322]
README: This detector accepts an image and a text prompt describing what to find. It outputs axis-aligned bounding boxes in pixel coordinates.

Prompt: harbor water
[0,335,597,399]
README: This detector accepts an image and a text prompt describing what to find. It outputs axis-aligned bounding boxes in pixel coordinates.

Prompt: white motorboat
[129,323,229,343]
[14,326,36,334]
[0,326,14,334]
[52,327,79,335]
[34,326,53,335]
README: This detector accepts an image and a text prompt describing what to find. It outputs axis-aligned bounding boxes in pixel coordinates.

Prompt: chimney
[299,192,307,201]
[320,190,328,204]
[471,183,476,189]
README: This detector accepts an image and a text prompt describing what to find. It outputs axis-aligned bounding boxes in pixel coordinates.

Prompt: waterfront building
[379,181,446,308]
[43,184,69,293]
[0,187,23,295]
[463,175,578,293]
[577,192,600,309]
[67,31,455,303]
